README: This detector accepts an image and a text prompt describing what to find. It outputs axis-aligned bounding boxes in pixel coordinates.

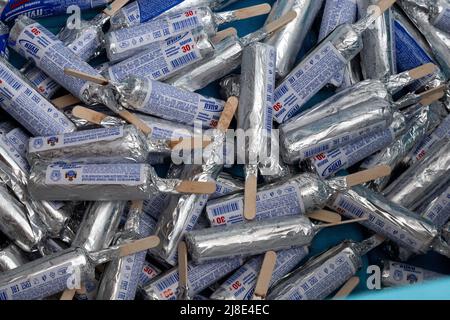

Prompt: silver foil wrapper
[330,185,439,254]
[0,183,46,253]
[419,185,450,228]
[0,244,29,272]
[71,201,126,252]
[382,260,444,287]
[27,126,150,164]
[237,43,276,177]
[429,0,450,32]
[141,257,243,300]
[398,0,450,77]
[185,215,316,263]
[210,172,244,199]
[383,138,450,211]
[219,74,240,99]
[280,95,393,164]
[357,0,396,81]
[264,0,324,79]
[152,130,226,265]
[205,173,348,226]
[28,161,183,201]
[362,107,432,191]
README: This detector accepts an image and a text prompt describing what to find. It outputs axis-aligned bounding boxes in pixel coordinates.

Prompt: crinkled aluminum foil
[382,260,444,287]
[210,172,244,199]
[383,138,450,210]
[331,186,438,254]
[185,215,316,263]
[428,0,450,32]
[71,201,126,252]
[219,74,240,99]
[264,0,324,79]
[0,243,29,272]
[357,0,396,81]
[28,161,184,201]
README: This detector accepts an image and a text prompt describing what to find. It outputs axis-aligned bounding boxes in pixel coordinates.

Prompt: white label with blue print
[6,127,29,158]
[45,163,146,186]
[109,9,202,55]
[0,134,30,172]
[206,181,305,227]
[29,126,124,153]
[121,0,184,26]
[139,262,162,287]
[423,187,450,228]
[108,31,202,82]
[431,7,450,32]
[272,41,347,123]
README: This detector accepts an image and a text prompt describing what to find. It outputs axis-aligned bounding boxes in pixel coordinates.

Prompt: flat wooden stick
[72,106,109,124]
[318,217,369,229]
[60,288,76,300]
[64,68,109,85]
[346,165,392,187]
[408,63,437,80]
[211,28,237,44]
[244,173,257,221]
[118,109,152,135]
[51,94,81,109]
[263,11,297,34]
[375,0,397,17]
[217,96,239,132]
[103,0,130,16]
[169,137,212,150]
[419,85,446,106]
[307,210,342,224]
[252,251,277,300]
[176,181,217,194]
[178,241,189,292]
[232,3,272,20]
[333,277,360,299]
[119,235,160,257]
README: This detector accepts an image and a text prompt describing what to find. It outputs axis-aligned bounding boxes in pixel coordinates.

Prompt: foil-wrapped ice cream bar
[0,243,29,272]
[105,5,266,61]
[362,107,434,191]
[0,57,76,136]
[206,173,348,227]
[97,205,157,300]
[9,17,116,109]
[27,126,150,164]
[210,246,309,300]
[0,0,110,22]
[210,172,244,199]
[428,0,450,32]
[383,139,450,211]
[420,185,450,228]
[186,215,328,263]
[138,260,163,287]
[279,94,393,164]
[357,0,396,81]
[106,75,225,128]
[0,123,29,158]
[405,113,450,165]
[106,29,215,80]
[382,260,445,287]
[140,257,243,300]
[319,0,357,86]
[0,21,8,59]
[28,161,188,201]
[267,236,383,300]
[264,0,324,79]
[23,12,110,98]
[330,185,439,254]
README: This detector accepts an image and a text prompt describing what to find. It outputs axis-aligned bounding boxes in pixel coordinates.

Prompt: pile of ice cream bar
[0,0,448,300]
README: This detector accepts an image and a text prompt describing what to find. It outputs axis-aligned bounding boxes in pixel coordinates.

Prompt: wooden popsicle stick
[130,200,144,211]
[252,251,277,300]
[419,85,446,106]
[169,137,212,150]
[72,106,109,124]
[318,217,369,229]
[119,235,160,257]
[118,109,152,135]
[176,181,217,194]
[217,96,239,132]
[51,94,81,109]
[103,0,130,16]
[408,63,437,80]
[263,11,297,34]
[333,277,360,299]
[346,165,392,187]
[178,241,189,293]
[375,0,397,17]
[64,68,110,85]
[307,210,342,224]
[211,27,237,44]
[232,3,272,20]
[60,288,76,300]
[244,174,257,221]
